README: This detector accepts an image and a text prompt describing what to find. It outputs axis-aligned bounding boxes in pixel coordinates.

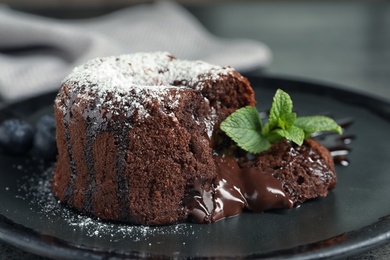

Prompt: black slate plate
[0,75,390,259]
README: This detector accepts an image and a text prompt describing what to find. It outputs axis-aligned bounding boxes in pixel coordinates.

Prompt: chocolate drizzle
[59,87,135,220]
[81,100,133,221]
[63,124,76,204]
[312,118,355,166]
[114,124,131,221]
[83,118,97,214]
[62,92,78,205]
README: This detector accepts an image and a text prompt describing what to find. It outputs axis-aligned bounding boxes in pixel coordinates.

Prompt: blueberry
[0,119,35,155]
[33,115,57,160]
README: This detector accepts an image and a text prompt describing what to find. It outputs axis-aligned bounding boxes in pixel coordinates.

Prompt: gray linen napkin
[0,1,271,101]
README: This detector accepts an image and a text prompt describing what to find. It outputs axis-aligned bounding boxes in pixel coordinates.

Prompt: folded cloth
[0,1,271,101]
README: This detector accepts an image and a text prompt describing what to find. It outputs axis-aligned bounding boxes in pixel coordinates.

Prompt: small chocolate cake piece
[244,138,336,205]
[187,138,336,223]
[52,52,255,225]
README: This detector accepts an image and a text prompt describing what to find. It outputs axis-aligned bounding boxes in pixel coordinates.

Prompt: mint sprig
[220,89,343,153]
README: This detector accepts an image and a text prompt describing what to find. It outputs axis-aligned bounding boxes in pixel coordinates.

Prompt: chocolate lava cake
[52,52,255,225]
[52,52,337,225]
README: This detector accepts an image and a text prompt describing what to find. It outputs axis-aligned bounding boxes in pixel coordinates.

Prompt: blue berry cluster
[0,115,57,160]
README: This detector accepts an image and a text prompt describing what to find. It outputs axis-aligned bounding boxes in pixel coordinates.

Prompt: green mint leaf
[219,88,343,154]
[262,113,297,137]
[220,106,270,153]
[272,125,305,146]
[265,131,284,144]
[295,116,343,138]
[268,89,293,130]
[279,112,297,129]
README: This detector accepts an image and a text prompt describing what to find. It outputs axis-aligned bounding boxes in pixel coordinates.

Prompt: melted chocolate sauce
[312,118,355,166]
[187,117,354,224]
[187,156,293,224]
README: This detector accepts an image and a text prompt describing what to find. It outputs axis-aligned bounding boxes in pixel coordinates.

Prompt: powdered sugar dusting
[18,164,194,242]
[58,52,233,132]
[62,52,232,93]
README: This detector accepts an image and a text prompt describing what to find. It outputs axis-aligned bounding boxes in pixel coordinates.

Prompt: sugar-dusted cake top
[62,51,234,95]
[56,52,239,136]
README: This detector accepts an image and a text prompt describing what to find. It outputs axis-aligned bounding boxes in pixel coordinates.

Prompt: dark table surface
[1,1,390,259]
